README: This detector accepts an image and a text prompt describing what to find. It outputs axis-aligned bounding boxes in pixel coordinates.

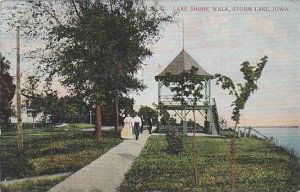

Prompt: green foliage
[154,102,171,126]
[165,130,184,154]
[39,90,61,124]
[38,92,92,125]
[158,67,206,157]
[0,53,16,128]
[219,117,228,129]
[138,105,158,124]
[22,75,43,126]
[11,0,173,106]
[162,66,204,106]
[6,0,173,138]
[8,0,172,139]
[22,82,134,126]
[156,102,184,154]
[203,120,210,134]
[215,56,268,190]
[215,56,268,124]
[102,96,135,126]
[119,136,300,191]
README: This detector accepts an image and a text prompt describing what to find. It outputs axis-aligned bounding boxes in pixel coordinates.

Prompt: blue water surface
[253,127,300,158]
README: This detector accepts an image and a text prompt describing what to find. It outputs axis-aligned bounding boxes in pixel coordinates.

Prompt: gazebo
[155,49,220,135]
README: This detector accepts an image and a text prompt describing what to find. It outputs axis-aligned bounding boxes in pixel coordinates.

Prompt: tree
[0,53,16,130]
[214,56,268,191]
[40,90,60,125]
[161,66,204,188]
[22,75,43,128]
[102,96,134,130]
[138,105,158,124]
[219,117,228,129]
[12,0,172,141]
[155,102,183,154]
[60,95,91,124]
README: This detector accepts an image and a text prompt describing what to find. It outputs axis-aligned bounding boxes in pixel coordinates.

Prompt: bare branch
[71,0,81,19]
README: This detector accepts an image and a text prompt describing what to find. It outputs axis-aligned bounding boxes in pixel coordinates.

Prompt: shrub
[165,128,183,154]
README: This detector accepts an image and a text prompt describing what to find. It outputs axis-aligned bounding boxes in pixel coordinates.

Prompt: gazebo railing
[160,95,180,105]
[160,95,208,106]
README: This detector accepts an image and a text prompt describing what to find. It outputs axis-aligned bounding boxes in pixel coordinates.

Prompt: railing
[160,95,207,106]
[160,95,181,105]
[237,127,269,139]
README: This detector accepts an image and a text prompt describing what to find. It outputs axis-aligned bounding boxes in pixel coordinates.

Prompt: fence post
[248,128,252,138]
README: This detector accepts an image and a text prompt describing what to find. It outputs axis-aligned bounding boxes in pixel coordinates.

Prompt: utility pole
[0,56,2,136]
[16,26,23,150]
[0,57,2,182]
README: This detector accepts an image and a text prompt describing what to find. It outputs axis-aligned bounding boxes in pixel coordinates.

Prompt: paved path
[48,132,150,192]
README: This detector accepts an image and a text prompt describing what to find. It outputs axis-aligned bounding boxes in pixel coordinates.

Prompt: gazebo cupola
[155,49,220,135]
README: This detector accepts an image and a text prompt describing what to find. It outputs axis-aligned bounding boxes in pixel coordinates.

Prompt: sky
[0,0,300,126]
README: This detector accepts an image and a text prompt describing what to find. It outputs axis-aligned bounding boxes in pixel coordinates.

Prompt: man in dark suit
[140,115,145,134]
[133,114,142,140]
[148,118,153,134]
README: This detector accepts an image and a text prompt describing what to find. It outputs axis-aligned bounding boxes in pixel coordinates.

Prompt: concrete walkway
[48,132,150,192]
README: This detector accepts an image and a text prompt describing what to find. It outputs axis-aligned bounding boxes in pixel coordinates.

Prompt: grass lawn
[0,175,67,192]
[119,135,300,192]
[0,125,122,191]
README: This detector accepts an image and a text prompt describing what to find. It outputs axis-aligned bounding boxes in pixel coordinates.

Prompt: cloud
[246,16,287,39]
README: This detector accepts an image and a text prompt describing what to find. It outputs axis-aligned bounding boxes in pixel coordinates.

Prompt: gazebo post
[157,79,162,133]
[202,78,212,134]
[183,107,187,135]
[158,79,161,103]
[208,79,212,134]
[205,79,208,102]
[209,79,211,106]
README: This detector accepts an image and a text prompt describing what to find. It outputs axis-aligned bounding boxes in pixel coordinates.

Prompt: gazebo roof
[155,49,212,80]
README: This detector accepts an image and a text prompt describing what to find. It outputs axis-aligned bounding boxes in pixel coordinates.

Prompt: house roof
[155,49,212,80]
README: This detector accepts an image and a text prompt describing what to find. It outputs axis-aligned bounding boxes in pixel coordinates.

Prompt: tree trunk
[114,99,119,134]
[95,103,103,142]
[192,108,199,187]
[231,122,238,192]
[32,116,35,128]
[50,127,53,157]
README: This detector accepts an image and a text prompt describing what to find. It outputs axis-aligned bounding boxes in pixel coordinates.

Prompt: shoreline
[238,126,299,128]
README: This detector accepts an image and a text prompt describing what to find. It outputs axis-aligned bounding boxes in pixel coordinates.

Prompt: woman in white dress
[121,114,133,139]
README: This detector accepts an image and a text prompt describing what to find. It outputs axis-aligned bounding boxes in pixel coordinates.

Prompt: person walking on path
[148,118,153,134]
[121,114,133,139]
[133,114,142,140]
[140,115,145,134]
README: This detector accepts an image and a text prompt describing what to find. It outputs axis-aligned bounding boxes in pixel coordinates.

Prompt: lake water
[252,127,300,158]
